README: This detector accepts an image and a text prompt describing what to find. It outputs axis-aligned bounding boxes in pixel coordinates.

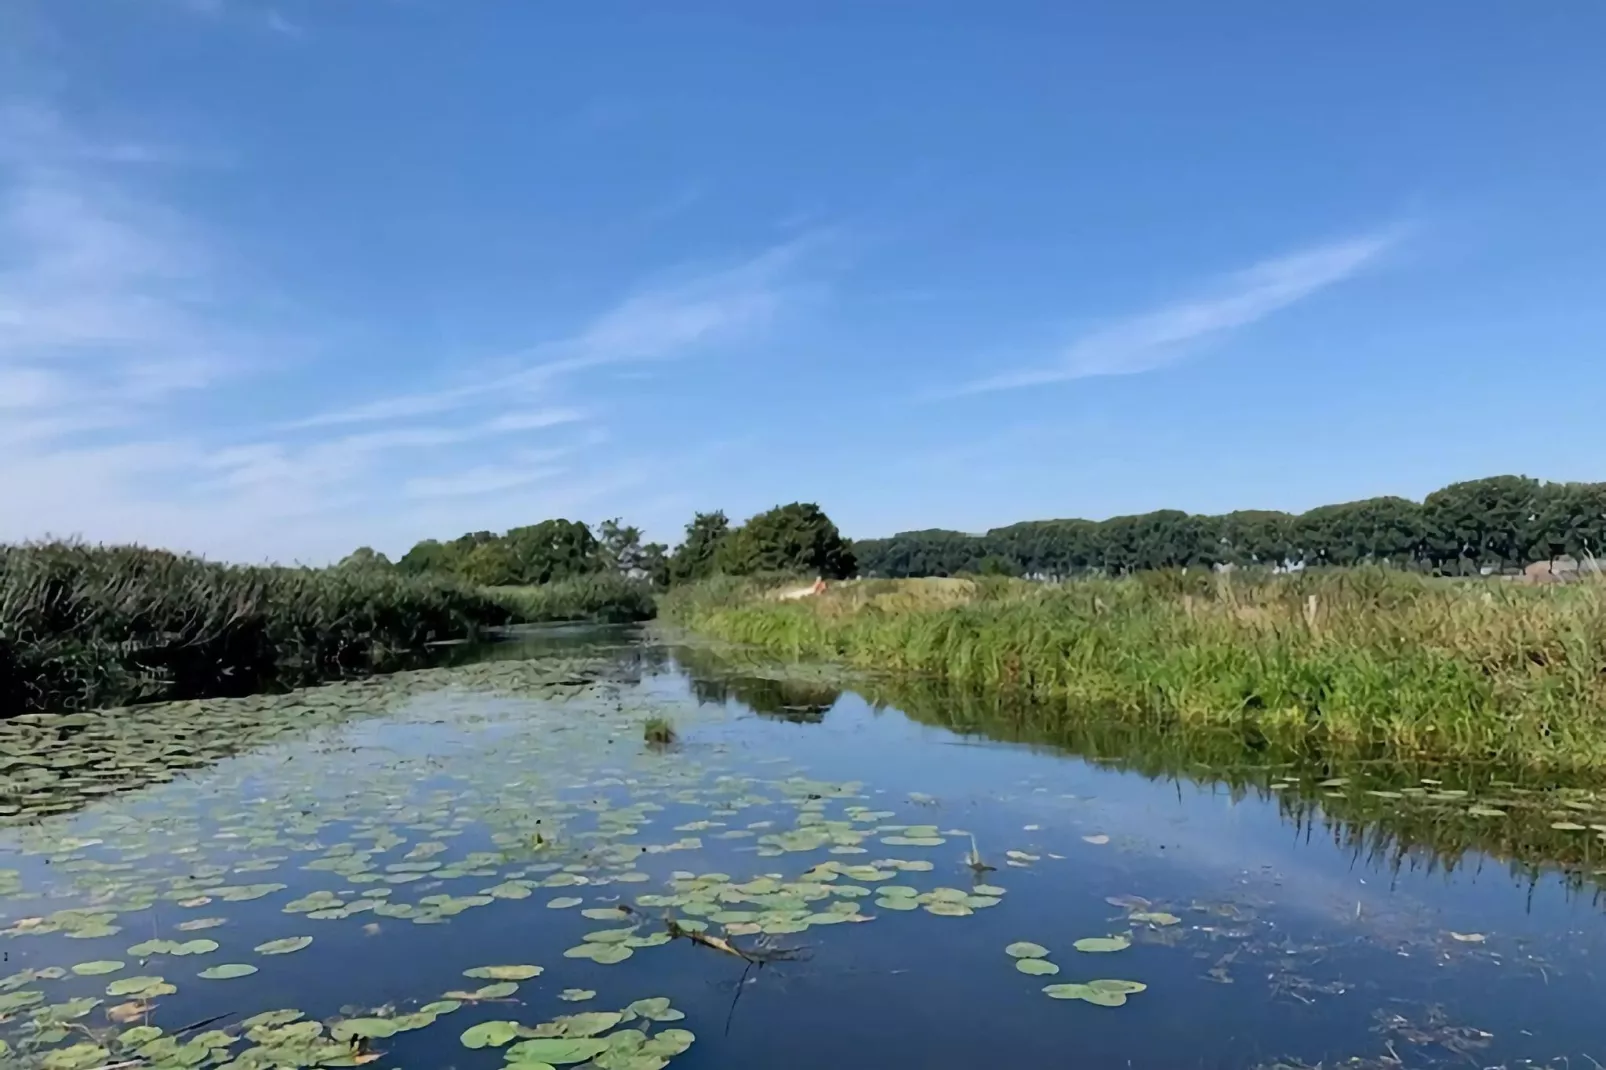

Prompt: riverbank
[663,569,1606,771]
[0,542,651,713]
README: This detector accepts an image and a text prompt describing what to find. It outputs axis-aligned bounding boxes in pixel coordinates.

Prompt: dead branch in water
[663,915,807,965]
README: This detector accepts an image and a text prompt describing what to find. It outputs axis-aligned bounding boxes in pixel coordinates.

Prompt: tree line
[852,476,1606,578]
[340,502,858,587]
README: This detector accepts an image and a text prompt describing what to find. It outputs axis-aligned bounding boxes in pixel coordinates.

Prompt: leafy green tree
[669,511,732,584]
[336,546,393,571]
[502,520,604,585]
[457,540,522,586]
[1423,476,1543,573]
[717,503,857,579]
[397,539,458,575]
[1528,482,1606,563]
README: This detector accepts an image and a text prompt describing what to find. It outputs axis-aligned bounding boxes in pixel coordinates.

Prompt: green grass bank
[0,542,653,714]
[663,569,1606,771]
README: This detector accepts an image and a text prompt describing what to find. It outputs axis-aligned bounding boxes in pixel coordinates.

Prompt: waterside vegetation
[0,541,517,714]
[663,568,1606,771]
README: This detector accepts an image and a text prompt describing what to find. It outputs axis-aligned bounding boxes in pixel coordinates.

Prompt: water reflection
[840,673,1606,912]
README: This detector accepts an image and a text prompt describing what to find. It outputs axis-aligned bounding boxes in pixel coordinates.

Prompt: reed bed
[664,569,1606,771]
[0,541,517,713]
[485,573,657,624]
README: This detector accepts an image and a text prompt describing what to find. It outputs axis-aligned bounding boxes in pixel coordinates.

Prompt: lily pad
[558,989,596,1002]
[1074,935,1131,953]
[557,1011,623,1036]
[501,1038,610,1064]
[547,897,584,909]
[1016,958,1060,976]
[624,997,684,1022]
[1129,912,1181,927]
[563,943,633,964]
[70,961,125,976]
[1005,941,1049,959]
[254,936,313,955]
[461,1020,521,1049]
[198,964,257,980]
[105,976,173,999]
[463,964,543,980]
[641,1029,695,1058]
[332,1018,400,1041]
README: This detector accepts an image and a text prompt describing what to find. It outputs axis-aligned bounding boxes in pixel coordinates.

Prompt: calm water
[2,627,1603,1070]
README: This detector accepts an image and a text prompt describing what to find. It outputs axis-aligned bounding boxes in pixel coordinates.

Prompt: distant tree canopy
[336,546,394,571]
[715,502,858,579]
[386,502,858,589]
[372,475,1606,589]
[853,476,1606,578]
[397,519,611,587]
[668,511,731,585]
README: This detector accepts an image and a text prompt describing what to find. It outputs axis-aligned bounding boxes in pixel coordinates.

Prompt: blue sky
[3,2,1605,563]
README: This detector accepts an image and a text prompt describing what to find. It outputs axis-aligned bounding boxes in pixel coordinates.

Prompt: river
[0,625,1600,1070]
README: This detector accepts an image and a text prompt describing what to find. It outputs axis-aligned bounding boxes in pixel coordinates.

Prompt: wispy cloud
[950,228,1403,396]
[0,99,825,563]
[290,235,821,432]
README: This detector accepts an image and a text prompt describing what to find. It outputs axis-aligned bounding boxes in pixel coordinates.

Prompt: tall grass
[485,573,656,624]
[0,541,518,713]
[664,569,1606,771]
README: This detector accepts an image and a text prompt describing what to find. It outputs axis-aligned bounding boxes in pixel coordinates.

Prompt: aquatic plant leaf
[501,1038,610,1064]
[70,961,125,976]
[1082,834,1110,845]
[105,976,173,998]
[640,1029,695,1057]
[1005,941,1049,959]
[198,964,257,979]
[332,1015,401,1034]
[557,1011,622,1036]
[624,997,684,1022]
[0,990,45,1012]
[462,964,542,980]
[175,918,226,932]
[875,897,918,911]
[924,900,972,917]
[1129,912,1181,926]
[558,989,596,1002]
[254,936,313,955]
[461,1020,521,1048]
[563,942,633,964]
[1016,958,1060,975]
[1074,935,1131,953]
[547,897,584,909]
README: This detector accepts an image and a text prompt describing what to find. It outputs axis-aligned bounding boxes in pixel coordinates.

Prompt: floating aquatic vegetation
[198,963,258,979]
[1073,936,1131,953]
[254,936,313,955]
[463,964,544,980]
[1043,979,1147,1006]
[1006,942,1050,959]
[1016,959,1060,976]
[68,961,124,976]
